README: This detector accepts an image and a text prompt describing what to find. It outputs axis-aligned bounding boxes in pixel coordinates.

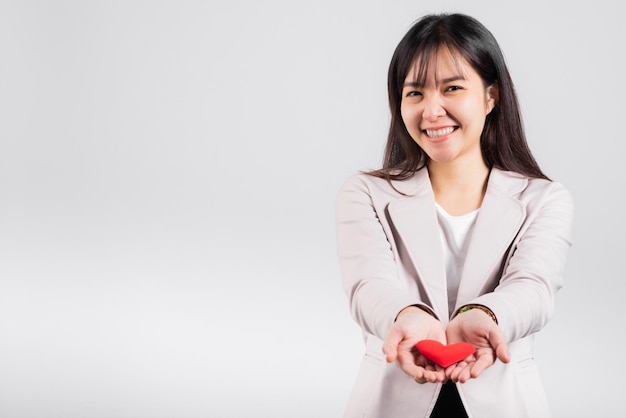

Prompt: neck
[429,157,489,187]
[428,158,490,215]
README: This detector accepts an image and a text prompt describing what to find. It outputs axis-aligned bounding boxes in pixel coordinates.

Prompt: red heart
[416,340,475,368]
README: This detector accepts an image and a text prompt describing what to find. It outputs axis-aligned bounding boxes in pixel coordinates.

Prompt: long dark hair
[370,13,548,181]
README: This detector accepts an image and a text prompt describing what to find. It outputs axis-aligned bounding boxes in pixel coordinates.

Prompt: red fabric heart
[416,340,476,368]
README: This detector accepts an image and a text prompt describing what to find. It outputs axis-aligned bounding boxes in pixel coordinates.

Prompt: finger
[448,362,468,382]
[456,364,474,383]
[464,353,477,363]
[469,353,495,379]
[396,351,443,382]
[423,367,445,383]
[455,361,469,372]
[411,365,429,384]
[487,330,510,364]
[444,363,458,380]
[495,342,510,364]
[382,327,402,363]
[396,350,417,368]
[397,353,430,379]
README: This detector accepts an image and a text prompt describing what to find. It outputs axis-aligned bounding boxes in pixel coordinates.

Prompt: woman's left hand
[444,308,510,383]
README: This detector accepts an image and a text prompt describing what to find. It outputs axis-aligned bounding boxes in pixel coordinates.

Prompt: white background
[0,1,623,417]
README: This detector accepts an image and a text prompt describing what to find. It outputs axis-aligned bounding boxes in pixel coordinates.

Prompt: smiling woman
[336,13,574,418]
[400,48,497,181]
[400,49,498,216]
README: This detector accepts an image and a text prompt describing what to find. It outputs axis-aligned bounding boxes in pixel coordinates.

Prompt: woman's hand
[382,306,447,383]
[445,308,510,383]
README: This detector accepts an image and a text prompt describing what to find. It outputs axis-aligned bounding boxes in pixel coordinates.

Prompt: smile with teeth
[424,127,456,138]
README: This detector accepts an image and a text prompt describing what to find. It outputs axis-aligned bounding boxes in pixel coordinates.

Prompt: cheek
[400,104,419,127]
[456,100,487,125]
[399,103,408,121]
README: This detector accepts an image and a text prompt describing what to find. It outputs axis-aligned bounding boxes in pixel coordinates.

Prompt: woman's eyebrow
[439,75,466,84]
[403,80,424,88]
[403,75,466,88]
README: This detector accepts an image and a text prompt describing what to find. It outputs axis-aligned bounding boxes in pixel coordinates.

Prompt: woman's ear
[486,82,499,114]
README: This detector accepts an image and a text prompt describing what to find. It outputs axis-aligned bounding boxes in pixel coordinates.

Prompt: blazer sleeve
[336,175,424,340]
[469,181,575,343]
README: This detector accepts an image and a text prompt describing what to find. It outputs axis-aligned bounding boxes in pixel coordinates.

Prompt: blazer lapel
[455,169,527,309]
[387,170,449,320]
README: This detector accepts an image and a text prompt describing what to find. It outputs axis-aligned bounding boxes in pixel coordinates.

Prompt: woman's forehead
[404,47,469,84]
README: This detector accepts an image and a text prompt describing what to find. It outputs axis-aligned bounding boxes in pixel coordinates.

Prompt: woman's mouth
[424,127,456,138]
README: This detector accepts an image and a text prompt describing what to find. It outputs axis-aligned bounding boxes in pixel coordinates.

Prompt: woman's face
[400,48,497,166]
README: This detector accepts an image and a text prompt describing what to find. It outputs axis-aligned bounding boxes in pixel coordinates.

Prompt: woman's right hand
[382,306,447,383]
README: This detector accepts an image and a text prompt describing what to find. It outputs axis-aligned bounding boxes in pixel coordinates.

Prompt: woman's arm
[336,175,436,339]
[464,182,575,343]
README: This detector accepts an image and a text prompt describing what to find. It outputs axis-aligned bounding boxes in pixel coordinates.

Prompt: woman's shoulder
[487,169,573,214]
[338,169,430,198]
[491,168,569,193]
[492,169,574,210]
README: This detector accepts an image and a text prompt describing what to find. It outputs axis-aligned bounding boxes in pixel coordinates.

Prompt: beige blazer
[336,168,574,418]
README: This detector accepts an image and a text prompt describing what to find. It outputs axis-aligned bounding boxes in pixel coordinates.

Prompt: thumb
[382,326,403,363]
[495,342,510,364]
[489,329,510,364]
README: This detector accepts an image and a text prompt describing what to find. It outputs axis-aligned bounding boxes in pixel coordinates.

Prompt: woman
[336,13,574,418]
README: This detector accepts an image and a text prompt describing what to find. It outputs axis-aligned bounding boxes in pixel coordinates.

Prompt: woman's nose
[422,95,445,121]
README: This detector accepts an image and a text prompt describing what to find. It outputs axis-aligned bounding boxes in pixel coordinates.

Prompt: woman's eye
[406,90,422,97]
[446,85,462,92]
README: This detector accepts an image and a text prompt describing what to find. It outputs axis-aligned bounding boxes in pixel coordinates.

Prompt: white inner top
[435,203,479,316]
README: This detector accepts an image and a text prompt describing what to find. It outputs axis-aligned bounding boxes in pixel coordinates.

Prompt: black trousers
[430,380,469,418]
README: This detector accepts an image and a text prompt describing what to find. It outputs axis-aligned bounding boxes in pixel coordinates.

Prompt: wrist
[396,304,437,321]
[457,304,498,324]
